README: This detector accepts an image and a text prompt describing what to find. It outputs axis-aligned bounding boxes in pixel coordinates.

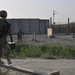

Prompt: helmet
[0,10,7,17]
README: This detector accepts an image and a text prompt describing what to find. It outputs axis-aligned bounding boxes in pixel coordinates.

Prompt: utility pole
[53,10,55,25]
[49,17,52,28]
[66,18,69,35]
[53,10,57,25]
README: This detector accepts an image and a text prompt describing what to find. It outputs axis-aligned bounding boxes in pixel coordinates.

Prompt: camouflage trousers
[17,36,22,42]
[0,36,9,58]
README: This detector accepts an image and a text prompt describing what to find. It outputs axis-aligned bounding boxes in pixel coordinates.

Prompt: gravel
[1,58,75,75]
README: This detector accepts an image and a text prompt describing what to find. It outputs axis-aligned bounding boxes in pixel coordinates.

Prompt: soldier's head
[0,10,7,19]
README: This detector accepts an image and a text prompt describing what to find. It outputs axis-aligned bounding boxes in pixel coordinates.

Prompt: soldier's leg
[19,38,20,42]
[0,50,2,59]
[19,36,22,42]
[0,46,2,59]
[6,49,12,64]
[17,37,19,42]
[20,38,22,42]
[3,47,12,64]
[17,35,19,42]
[5,54,12,64]
[19,37,21,42]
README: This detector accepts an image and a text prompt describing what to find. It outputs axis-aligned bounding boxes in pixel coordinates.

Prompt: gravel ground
[1,58,75,75]
[1,34,75,75]
[10,34,75,46]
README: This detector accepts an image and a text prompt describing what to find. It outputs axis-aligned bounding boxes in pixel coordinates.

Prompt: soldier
[17,29,24,42]
[0,10,13,64]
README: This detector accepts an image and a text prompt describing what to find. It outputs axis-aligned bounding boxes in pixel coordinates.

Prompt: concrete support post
[72,24,75,38]
[66,18,69,35]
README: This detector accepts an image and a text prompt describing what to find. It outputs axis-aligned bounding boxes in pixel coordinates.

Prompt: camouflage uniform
[0,10,13,64]
[17,29,24,42]
[0,36,8,57]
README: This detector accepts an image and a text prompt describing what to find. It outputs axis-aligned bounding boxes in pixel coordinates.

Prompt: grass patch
[10,43,75,59]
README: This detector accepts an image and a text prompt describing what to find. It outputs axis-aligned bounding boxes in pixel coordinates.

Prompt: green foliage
[10,43,75,59]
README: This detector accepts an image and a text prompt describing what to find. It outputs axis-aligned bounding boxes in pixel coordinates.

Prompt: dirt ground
[10,33,75,46]
[2,58,75,75]
[2,34,75,75]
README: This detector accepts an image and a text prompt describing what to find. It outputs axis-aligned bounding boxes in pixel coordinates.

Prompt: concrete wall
[7,18,49,34]
[7,19,75,35]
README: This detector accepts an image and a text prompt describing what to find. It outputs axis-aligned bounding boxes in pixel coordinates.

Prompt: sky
[0,0,75,24]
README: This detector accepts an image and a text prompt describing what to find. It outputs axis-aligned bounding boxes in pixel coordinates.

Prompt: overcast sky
[0,0,75,23]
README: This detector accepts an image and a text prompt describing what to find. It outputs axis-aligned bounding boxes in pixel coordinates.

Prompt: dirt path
[2,58,75,75]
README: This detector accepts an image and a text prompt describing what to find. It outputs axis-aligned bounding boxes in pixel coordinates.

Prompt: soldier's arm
[9,28,13,42]
[5,20,13,42]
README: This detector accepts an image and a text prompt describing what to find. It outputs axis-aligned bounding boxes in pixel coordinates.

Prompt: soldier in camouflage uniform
[0,10,13,64]
[17,29,24,42]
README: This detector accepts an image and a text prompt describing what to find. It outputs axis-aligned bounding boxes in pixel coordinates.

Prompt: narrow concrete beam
[0,64,43,75]
[48,71,60,75]
[0,64,60,75]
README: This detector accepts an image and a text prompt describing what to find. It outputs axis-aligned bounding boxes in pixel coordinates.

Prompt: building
[7,18,49,34]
